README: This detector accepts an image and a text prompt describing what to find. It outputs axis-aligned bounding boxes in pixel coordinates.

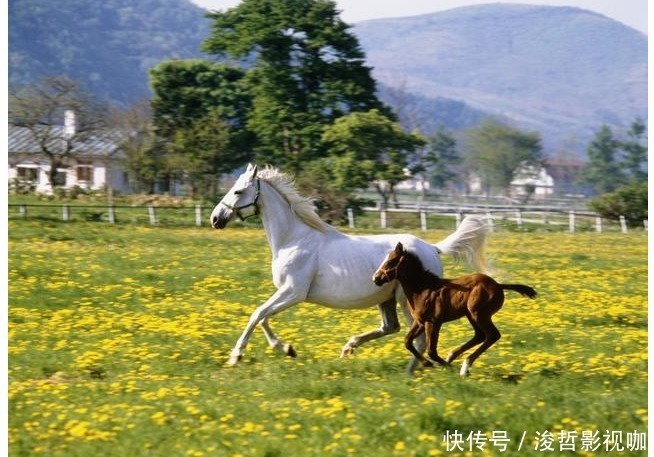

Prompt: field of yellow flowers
[8,220,647,456]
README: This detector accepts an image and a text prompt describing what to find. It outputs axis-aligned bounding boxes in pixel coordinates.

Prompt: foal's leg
[460,318,501,377]
[405,321,433,367]
[425,321,449,366]
[445,315,485,364]
[340,298,400,357]
[400,299,427,374]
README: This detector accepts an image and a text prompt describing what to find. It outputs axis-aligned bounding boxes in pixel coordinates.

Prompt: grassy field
[8,220,648,456]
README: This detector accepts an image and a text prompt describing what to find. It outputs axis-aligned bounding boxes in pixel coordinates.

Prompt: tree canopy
[201,0,389,172]
[463,119,543,195]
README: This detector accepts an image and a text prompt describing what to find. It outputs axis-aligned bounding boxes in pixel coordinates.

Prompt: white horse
[210,164,487,372]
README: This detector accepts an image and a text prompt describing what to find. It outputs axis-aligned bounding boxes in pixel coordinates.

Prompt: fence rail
[8,203,647,234]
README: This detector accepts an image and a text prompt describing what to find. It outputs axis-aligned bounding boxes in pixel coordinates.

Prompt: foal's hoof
[459,360,471,377]
[284,344,297,358]
[422,360,435,368]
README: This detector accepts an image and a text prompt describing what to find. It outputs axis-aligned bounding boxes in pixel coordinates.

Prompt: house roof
[8,125,125,158]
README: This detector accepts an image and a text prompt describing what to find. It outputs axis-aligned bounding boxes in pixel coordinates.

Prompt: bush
[588,182,648,226]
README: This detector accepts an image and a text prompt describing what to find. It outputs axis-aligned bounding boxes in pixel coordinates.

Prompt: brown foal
[373,242,536,376]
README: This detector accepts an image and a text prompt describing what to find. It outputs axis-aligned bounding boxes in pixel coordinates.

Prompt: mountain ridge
[8,1,647,157]
[353,4,647,154]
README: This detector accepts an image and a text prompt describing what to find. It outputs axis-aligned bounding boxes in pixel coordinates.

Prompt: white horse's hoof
[225,355,242,367]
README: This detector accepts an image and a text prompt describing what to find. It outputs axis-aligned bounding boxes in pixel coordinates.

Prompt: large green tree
[463,119,543,196]
[149,60,254,196]
[201,0,389,172]
[319,109,425,207]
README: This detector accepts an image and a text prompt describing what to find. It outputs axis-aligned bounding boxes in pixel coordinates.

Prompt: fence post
[195,204,202,227]
[420,211,427,231]
[569,210,575,233]
[62,205,70,222]
[380,210,387,229]
[619,215,627,233]
[108,205,115,224]
[456,212,462,228]
[515,210,522,229]
[644,220,648,232]
[148,205,157,225]
[486,212,494,233]
[347,208,355,229]
[19,205,26,218]
[595,216,602,233]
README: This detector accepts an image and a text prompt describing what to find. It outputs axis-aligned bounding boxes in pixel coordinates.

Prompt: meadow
[8,219,648,456]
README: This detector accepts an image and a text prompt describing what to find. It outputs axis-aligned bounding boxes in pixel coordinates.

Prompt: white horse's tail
[435,215,488,272]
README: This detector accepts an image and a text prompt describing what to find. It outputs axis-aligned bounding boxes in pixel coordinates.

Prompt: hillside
[353,4,647,154]
[8,1,647,156]
[8,0,211,104]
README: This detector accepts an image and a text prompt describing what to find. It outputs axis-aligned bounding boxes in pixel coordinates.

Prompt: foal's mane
[403,250,446,286]
[257,166,329,233]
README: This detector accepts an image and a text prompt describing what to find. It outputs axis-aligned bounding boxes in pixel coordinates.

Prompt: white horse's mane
[257,166,329,233]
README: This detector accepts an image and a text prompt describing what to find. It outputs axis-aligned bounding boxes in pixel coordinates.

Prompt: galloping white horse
[210,164,487,372]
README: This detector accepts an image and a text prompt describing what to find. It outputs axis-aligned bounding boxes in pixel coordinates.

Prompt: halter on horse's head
[373,242,408,286]
[211,163,261,229]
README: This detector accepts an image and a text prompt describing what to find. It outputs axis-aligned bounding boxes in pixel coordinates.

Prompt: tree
[319,109,425,208]
[589,182,647,226]
[169,113,231,199]
[108,100,158,194]
[149,60,254,197]
[9,76,109,191]
[620,118,647,185]
[579,124,625,195]
[424,127,460,193]
[201,0,389,172]
[463,119,543,196]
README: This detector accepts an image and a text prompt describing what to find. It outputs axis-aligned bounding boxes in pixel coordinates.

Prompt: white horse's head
[211,163,261,229]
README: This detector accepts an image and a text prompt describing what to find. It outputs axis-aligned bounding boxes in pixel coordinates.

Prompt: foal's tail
[435,216,489,273]
[501,284,537,299]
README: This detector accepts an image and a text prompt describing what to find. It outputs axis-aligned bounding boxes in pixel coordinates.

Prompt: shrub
[588,182,648,226]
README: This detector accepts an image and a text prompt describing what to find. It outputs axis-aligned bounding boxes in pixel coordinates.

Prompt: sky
[190,0,648,35]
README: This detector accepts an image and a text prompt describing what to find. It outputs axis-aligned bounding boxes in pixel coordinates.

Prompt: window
[76,160,93,183]
[16,166,38,183]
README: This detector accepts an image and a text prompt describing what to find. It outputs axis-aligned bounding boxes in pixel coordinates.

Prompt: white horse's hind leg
[340,298,400,357]
[260,318,296,357]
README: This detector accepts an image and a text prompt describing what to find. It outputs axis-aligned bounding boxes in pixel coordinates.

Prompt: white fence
[349,203,646,234]
[8,203,647,233]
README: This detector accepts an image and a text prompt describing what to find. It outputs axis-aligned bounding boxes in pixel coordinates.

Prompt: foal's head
[373,242,409,286]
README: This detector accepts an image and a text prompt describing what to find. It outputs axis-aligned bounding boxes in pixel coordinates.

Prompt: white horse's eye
[234,190,244,195]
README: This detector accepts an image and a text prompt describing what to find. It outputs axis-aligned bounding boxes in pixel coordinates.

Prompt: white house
[8,112,129,195]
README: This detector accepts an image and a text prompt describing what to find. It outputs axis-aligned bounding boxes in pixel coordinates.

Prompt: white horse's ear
[246,163,258,179]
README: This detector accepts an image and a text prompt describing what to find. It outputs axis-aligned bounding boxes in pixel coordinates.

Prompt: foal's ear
[395,242,404,254]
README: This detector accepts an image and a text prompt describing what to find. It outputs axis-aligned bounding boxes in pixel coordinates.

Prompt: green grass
[8,220,648,456]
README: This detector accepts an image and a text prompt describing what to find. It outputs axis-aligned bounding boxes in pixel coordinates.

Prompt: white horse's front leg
[260,317,297,358]
[227,288,300,366]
